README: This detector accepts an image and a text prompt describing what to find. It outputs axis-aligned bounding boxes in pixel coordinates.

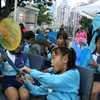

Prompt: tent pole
[72,9,76,44]
[14,0,17,21]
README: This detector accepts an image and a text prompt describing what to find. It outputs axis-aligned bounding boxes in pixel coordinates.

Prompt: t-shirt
[75,33,80,43]
[79,32,87,42]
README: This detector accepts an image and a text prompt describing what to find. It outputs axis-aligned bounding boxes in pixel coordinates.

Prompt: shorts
[1,76,23,93]
[94,73,100,82]
[79,41,83,45]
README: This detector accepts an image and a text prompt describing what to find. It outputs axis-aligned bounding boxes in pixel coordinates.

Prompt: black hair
[81,28,84,30]
[45,28,51,32]
[23,31,35,41]
[57,32,67,40]
[77,29,80,33]
[51,46,76,68]
[95,34,100,43]
[19,23,25,30]
[96,12,100,14]
[59,28,63,31]
[61,24,64,27]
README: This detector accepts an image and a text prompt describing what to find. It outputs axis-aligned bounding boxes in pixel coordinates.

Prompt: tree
[79,16,93,31]
[27,3,53,26]
[0,0,55,21]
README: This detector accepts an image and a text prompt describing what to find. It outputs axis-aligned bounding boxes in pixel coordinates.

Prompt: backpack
[87,24,95,45]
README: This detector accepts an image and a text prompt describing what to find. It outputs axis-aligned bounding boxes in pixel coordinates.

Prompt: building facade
[69,2,88,28]
[9,5,39,33]
[56,5,70,28]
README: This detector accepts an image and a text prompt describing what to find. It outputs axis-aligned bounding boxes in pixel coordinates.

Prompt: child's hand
[16,73,26,85]
[19,66,32,74]
[26,76,34,84]
[89,60,99,68]
[43,69,49,73]
[50,43,58,48]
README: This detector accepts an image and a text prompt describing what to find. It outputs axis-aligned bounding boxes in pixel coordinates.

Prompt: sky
[1,0,89,8]
[56,0,88,8]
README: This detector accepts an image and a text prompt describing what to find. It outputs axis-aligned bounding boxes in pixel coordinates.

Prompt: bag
[87,24,95,45]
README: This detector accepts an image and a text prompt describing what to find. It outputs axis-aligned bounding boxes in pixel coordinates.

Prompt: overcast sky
[1,0,89,8]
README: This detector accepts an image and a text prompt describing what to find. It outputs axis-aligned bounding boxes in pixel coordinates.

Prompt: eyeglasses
[45,32,49,33]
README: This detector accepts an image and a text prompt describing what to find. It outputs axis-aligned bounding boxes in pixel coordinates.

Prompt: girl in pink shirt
[75,29,80,44]
[79,28,87,49]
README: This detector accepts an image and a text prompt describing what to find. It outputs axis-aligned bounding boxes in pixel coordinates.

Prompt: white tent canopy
[72,0,100,43]
[75,0,100,19]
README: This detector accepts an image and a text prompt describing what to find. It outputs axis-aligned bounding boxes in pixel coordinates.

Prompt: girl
[49,32,68,48]
[16,46,80,100]
[89,34,100,100]
[75,29,80,45]
[0,38,33,100]
[19,23,27,34]
[43,32,68,71]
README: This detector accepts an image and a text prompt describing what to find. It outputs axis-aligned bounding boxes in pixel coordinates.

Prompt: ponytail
[51,47,76,68]
[68,48,76,68]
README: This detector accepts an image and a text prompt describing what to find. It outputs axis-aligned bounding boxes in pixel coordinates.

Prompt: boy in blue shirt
[0,38,33,100]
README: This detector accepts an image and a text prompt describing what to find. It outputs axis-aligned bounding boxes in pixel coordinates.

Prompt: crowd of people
[0,12,100,100]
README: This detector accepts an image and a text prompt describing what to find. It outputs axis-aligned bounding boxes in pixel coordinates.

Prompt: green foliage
[28,3,54,26]
[79,16,93,31]
[0,0,54,21]
[36,28,42,34]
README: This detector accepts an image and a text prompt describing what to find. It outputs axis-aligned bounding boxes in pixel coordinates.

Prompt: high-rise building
[56,5,70,27]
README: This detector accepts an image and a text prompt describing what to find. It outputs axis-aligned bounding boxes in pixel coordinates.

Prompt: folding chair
[75,49,82,65]
[26,53,44,71]
[83,46,90,49]
[71,44,80,50]
[75,65,94,100]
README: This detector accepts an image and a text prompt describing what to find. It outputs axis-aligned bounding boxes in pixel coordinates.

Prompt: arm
[23,80,48,96]
[24,58,30,78]
[23,44,29,53]
[30,69,80,92]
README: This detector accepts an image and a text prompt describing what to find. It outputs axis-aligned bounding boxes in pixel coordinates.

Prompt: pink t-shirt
[75,33,80,43]
[79,32,87,42]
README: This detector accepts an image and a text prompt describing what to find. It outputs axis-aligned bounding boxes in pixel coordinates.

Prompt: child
[16,46,80,100]
[75,29,80,45]
[23,31,42,55]
[89,34,100,100]
[43,32,68,72]
[0,38,33,100]
[79,28,87,49]
[19,23,27,33]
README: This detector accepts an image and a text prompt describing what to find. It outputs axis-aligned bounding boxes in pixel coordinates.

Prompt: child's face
[82,29,84,32]
[57,36,65,46]
[51,51,67,73]
[14,41,23,53]
[78,31,80,33]
[95,38,100,52]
